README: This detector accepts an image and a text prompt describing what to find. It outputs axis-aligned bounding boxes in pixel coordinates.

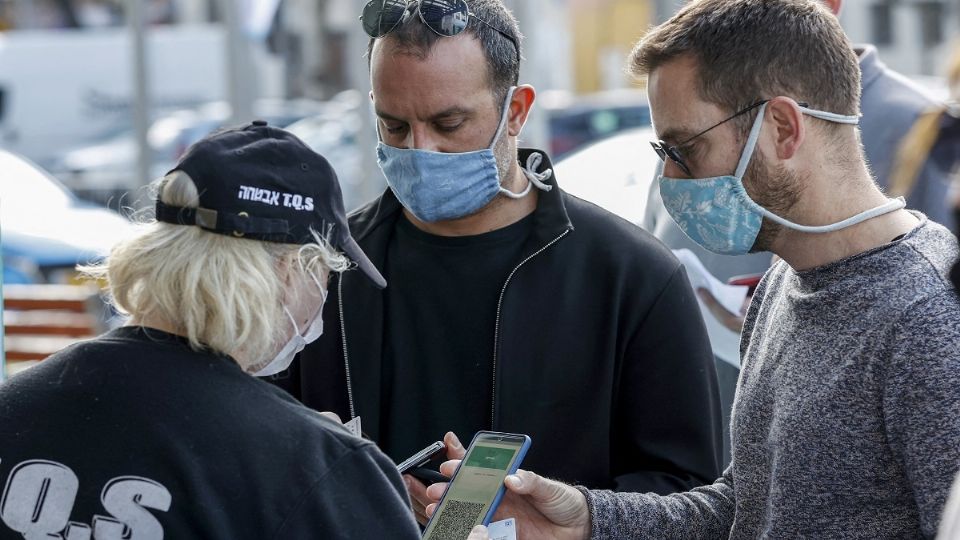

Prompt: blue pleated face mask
[659,102,906,255]
[375,87,552,223]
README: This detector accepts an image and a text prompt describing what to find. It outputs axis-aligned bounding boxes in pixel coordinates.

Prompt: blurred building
[839,0,959,77]
[569,0,652,93]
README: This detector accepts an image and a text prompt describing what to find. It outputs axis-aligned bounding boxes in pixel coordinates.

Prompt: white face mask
[252,277,327,377]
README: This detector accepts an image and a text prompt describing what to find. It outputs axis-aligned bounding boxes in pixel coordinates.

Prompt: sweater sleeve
[272,444,421,539]
[883,291,960,537]
[583,465,736,539]
[611,266,723,493]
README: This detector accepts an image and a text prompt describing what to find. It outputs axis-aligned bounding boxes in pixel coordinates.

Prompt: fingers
[468,525,490,540]
[425,502,437,518]
[697,288,745,332]
[444,431,465,459]
[439,459,461,477]
[403,474,430,525]
[317,411,342,423]
[425,481,449,502]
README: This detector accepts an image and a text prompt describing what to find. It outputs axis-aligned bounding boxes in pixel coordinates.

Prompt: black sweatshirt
[0,326,420,539]
[273,149,723,493]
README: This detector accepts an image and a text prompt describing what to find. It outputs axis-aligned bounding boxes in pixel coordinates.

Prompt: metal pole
[222,0,255,125]
[512,0,555,150]
[1,197,5,383]
[346,15,382,207]
[128,0,151,190]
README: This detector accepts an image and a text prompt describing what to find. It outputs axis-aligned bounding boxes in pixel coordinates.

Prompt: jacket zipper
[339,227,573,426]
[339,276,357,419]
[490,228,571,428]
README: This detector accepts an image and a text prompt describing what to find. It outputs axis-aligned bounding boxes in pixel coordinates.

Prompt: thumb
[467,525,490,540]
[505,469,553,500]
[445,432,466,459]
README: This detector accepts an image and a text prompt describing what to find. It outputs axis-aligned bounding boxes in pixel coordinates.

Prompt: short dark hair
[630,0,861,137]
[367,0,523,110]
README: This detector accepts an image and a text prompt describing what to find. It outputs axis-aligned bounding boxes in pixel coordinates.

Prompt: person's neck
[772,170,919,272]
[404,165,538,237]
[128,315,182,337]
[128,316,250,366]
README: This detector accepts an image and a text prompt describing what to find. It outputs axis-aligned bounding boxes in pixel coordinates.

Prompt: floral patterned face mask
[658,102,904,255]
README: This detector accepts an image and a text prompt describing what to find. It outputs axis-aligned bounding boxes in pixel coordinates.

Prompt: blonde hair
[82,171,351,368]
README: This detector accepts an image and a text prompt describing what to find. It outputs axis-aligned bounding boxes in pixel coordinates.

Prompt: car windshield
[0,151,74,207]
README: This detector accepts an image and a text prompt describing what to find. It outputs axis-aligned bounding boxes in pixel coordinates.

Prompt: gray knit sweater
[584,217,960,538]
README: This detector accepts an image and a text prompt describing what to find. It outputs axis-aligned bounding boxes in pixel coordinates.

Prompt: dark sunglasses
[650,100,783,176]
[360,0,520,64]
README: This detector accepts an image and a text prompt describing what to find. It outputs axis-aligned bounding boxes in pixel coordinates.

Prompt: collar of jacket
[856,44,886,91]
[347,148,573,247]
[335,148,574,438]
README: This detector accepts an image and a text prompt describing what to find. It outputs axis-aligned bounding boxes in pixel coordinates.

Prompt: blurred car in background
[1,150,131,284]
[283,90,376,211]
[49,98,330,208]
[541,89,651,161]
[554,126,659,226]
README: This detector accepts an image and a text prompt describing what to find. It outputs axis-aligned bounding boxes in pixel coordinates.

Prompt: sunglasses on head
[360,0,521,64]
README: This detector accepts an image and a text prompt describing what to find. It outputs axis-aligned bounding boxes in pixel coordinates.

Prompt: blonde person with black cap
[0,122,419,539]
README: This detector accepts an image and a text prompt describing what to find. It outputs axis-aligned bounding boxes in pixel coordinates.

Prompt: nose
[407,124,441,152]
[662,159,690,179]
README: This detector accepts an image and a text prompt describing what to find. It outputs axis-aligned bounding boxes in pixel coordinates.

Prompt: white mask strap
[734,103,768,179]
[734,102,861,179]
[488,86,517,149]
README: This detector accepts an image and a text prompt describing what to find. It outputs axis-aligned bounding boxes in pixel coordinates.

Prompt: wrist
[573,486,594,540]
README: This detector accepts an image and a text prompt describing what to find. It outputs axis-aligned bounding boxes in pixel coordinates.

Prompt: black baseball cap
[156,120,386,289]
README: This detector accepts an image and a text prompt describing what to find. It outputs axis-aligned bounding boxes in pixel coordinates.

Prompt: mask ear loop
[494,86,554,198]
[733,103,769,179]
[488,86,517,149]
[282,306,303,338]
[733,102,905,233]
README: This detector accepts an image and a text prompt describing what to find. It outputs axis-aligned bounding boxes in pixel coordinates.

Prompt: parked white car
[0,150,131,284]
[554,126,659,226]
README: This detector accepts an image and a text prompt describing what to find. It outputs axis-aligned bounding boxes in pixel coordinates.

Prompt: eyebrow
[374,109,404,123]
[658,128,697,145]
[375,106,475,123]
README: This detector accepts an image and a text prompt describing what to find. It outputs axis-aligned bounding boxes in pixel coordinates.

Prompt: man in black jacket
[273,0,721,522]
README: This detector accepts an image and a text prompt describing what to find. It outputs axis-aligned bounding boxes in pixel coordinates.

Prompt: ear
[275,255,296,303]
[765,97,806,161]
[506,85,536,137]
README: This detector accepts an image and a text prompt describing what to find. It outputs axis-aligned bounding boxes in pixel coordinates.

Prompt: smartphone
[421,431,531,540]
[397,441,445,475]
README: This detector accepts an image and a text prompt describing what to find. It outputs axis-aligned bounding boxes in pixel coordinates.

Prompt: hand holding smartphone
[397,441,445,475]
[421,431,530,539]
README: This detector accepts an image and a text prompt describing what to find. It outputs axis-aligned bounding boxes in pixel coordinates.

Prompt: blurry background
[0,0,957,377]
[0,0,956,212]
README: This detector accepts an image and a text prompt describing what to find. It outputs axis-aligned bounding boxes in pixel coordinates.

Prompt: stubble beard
[746,149,804,254]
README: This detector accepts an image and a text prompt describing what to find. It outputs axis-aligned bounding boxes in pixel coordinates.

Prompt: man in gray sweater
[642,0,947,468]
[427,1,960,538]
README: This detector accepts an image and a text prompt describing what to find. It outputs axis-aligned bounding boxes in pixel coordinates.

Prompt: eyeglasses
[650,100,774,176]
[360,0,521,64]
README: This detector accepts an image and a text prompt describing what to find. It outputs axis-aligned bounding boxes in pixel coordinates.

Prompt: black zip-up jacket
[274,149,722,493]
